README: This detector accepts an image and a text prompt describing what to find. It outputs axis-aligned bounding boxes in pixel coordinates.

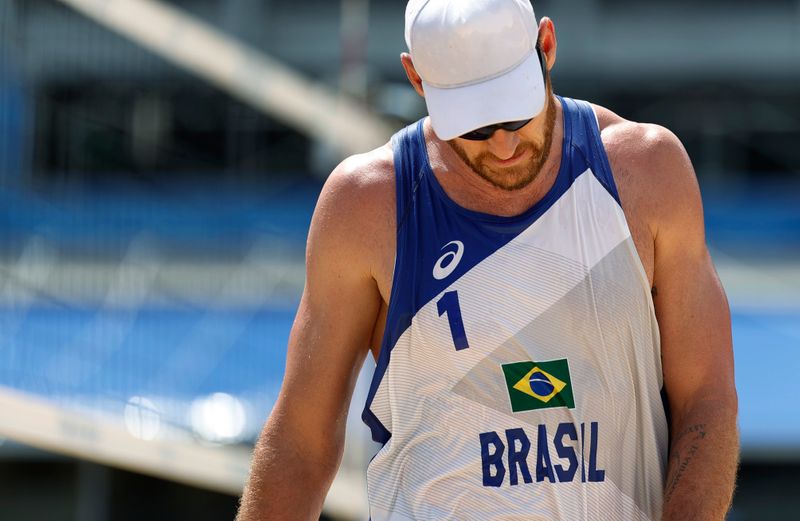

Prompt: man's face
[446,81,557,192]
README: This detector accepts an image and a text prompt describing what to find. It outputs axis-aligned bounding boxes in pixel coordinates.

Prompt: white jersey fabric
[362,97,668,520]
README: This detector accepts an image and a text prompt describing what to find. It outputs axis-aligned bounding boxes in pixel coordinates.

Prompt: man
[237,0,738,519]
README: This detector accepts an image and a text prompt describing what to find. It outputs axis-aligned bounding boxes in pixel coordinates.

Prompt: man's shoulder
[591,104,687,170]
[591,103,697,198]
[327,144,395,200]
[589,103,702,239]
[319,143,396,221]
[308,144,396,271]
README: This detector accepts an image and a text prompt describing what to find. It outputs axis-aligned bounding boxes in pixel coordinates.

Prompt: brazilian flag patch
[501,359,575,413]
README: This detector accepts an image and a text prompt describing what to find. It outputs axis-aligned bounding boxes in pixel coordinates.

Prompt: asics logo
[433,241,464,280]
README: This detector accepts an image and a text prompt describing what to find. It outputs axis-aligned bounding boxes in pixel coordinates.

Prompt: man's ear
[537,17,557,73]
[401,53,425,97]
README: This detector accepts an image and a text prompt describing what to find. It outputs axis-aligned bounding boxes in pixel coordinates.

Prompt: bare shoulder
[591,103,702,240]
[319,144,395,222]
[592,103,695,190]
[308,144,396,282]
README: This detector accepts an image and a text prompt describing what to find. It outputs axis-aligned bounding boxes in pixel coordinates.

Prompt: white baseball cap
[405,0,546,141]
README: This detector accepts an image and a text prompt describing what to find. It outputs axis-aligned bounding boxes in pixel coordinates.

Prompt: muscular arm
[647,128,739,520]
[236,155,389,520]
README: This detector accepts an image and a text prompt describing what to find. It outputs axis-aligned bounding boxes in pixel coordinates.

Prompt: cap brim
[422,51,546,141]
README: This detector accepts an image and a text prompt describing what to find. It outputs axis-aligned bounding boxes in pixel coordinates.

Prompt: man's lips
[487,146,532,167]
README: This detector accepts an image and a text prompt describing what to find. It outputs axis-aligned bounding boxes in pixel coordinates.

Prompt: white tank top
[362,97,668,520]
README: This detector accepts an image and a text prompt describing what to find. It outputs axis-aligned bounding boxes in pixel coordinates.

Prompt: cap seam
[420,48,536,89]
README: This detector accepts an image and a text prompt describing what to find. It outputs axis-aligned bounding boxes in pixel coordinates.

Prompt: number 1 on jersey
[437,291,470,351]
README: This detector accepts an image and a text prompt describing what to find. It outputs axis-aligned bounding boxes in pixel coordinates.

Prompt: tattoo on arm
[664,423,707,504]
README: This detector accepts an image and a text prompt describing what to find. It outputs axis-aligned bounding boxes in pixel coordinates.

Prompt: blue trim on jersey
[361,96,622,445]
[563,97,622,205]
[361,124,420,444]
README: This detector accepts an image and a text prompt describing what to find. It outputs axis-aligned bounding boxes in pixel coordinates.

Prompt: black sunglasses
[458,46,547,141]
[459,118,533,141]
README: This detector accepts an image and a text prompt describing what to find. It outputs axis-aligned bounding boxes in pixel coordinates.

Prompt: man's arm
[647,127,739,520]
[236,155,390,520]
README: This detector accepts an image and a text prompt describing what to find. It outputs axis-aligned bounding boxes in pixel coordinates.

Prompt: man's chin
[477,167,539,192]
[476,153,545,192]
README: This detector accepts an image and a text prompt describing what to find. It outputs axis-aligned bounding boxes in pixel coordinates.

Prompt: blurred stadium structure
[0,0,798,519]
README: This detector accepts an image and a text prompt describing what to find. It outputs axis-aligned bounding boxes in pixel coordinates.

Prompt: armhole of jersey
[361,124,420,444]
[583,101,622,206]
[585,102,660,358]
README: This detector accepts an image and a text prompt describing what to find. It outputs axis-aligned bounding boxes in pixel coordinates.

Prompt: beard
[447,91,558,192]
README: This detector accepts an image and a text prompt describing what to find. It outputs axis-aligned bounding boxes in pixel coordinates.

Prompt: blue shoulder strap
[561,97,621,205]
[362,120,426,444]
[390,120,427,230]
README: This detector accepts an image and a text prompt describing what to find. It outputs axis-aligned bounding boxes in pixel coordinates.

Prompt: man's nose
[486,130,520,160]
